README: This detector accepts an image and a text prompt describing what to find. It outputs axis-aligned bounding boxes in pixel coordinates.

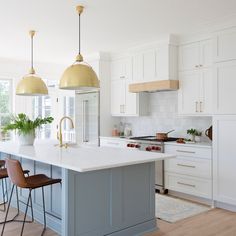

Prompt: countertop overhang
[0,140,175,172]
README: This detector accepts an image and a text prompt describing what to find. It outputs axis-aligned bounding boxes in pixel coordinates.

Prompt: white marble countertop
[100,136,212,148]
[0,139,175,172]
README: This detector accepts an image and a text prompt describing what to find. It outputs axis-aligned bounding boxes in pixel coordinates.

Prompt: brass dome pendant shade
[16,30,48,96]
[59,5,99,91]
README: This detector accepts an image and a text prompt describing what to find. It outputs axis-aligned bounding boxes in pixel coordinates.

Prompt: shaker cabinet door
[179,42,200,71]
[213,61,236,114]
[178,71,200,114]
[213,27,236,62]
[199,68,213,114]
[213,116,236,205]
[111,79,126,116]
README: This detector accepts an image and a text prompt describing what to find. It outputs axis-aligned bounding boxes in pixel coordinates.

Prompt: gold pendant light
[59,5,99,91]
[16,30,48,96]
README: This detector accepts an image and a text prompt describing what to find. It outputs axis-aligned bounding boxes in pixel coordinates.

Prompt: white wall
[121,91,212,142]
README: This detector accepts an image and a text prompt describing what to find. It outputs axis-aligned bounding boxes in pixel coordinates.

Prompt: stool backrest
[6,159,28,188]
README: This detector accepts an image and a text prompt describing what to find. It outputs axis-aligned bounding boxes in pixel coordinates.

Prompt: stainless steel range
[126,136,178,194]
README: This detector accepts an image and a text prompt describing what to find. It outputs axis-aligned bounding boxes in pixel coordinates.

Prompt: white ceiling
[1,0,236,64]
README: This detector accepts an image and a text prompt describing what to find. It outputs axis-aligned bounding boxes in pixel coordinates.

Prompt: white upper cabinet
[179,39,212,71]
[111,78,126,115]
[111,58,128,80]
[200,68,213,114]
[132,53,143,82]
[110,57,147,116]
[213,60,236,114]
[178,39,213,115]
[213,27,236,62]
[200,40,212,68]
[179,42,200,71]
[178,71,200,114]
[132,43,177,83]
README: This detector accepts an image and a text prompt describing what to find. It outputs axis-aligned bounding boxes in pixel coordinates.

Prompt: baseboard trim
[215,201,236,212]
[106,219,157,236]
[168,190,213,206]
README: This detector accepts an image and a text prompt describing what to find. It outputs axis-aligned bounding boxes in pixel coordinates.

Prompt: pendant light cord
[78,13,81,55]
[31,34,34,71]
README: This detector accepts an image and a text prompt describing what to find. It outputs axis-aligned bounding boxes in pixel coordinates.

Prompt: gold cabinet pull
[200,101,203,112]
[177,182,196,188]
[177,163,196,168]
[195,101,198,112]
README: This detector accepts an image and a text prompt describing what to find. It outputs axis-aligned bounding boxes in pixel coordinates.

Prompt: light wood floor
[0,208,235,235]
[146,208,236,236]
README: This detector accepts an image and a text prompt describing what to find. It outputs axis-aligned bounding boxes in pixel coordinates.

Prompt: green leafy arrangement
[3,113,54,135]
[187,128,202,136]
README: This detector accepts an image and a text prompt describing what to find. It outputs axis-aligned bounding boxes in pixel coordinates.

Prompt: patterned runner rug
[155,194,211,223]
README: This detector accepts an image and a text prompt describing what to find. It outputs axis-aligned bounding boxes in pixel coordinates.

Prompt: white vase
[17,131,35,146]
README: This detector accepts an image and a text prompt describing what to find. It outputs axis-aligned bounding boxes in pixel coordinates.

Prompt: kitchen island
[0,140,175,236]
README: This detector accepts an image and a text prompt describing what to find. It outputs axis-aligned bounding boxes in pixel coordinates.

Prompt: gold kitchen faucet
[57,116,74,148]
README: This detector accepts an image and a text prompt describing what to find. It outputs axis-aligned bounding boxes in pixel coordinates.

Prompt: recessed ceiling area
[1,0,236,64]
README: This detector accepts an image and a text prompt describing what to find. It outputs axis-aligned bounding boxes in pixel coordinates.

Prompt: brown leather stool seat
[23,174,61,189]
[1,159,61,236]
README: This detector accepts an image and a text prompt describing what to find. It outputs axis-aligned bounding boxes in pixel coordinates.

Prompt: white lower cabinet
[164,144,212,199]
[213,116,236,206]
[100,137,127,148]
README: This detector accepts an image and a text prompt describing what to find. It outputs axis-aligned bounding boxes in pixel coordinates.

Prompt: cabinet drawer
[165,145,211,159]
[165,172,212,198]
[100,139,126,148]
[165,157,211,178]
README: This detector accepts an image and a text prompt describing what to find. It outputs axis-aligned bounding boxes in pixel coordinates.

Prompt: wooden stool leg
[20,189,32,236]
[1,185,15,236]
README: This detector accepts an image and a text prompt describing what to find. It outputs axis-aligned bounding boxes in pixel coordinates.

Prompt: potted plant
[187,128,202,142]
[3,113,53,145]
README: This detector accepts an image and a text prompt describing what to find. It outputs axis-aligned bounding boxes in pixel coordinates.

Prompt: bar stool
[0,160,30,214]
[1,159,61,236]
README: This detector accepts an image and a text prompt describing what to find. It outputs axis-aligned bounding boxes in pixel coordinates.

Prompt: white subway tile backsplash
[122,91,212,142]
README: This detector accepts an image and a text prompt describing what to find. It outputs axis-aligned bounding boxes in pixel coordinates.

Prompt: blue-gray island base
[0,153,157,236]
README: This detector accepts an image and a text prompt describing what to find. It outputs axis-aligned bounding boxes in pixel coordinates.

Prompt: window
[33,95,53,139]
[62,96,75,142]
[0,79,12,128]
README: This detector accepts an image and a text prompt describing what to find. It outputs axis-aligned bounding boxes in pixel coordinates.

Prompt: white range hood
[128,35,179,93]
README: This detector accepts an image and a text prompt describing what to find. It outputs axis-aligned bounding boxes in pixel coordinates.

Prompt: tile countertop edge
[0,140,176,173]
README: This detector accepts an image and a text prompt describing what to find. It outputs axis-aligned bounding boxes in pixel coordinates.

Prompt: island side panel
[63,162,156,236]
